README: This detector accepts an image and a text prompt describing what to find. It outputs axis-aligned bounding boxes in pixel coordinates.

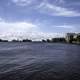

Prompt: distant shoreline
[0,41,79,45]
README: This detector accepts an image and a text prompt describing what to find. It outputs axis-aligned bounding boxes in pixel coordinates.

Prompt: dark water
[0,42,80,80]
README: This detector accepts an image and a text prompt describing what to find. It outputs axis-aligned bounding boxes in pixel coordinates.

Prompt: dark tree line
[0,35,80,44]
[0,39,8,42]
[42,38,66,43]
[0,39,32,42]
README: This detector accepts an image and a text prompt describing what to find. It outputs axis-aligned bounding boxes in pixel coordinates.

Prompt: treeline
[0,39,8,42]
[12,39,32,42]
[0,36,80,44]
[70,35,80,44]
[0,39,32,42]
[42,37,66,43]
[0,38,66,43]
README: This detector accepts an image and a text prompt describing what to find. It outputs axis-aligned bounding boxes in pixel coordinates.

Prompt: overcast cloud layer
[0,0,80,40]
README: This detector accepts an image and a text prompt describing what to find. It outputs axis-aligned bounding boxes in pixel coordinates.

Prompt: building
[65,33,76,43]
[65,33,80,43]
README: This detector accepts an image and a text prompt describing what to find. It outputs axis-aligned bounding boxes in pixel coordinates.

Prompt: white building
[65,33,76,43]
[65,33,80,43]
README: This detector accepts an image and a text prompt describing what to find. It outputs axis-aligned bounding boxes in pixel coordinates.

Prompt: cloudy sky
[0,0,80,40]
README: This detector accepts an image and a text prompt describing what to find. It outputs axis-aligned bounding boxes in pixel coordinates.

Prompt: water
[0,42,80,80]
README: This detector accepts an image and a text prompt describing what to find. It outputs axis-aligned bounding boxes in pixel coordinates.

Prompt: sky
[0,0,80,40]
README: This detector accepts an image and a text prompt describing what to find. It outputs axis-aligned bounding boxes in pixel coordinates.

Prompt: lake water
[0,42,80,80]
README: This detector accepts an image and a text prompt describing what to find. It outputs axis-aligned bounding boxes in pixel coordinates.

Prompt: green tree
[69,35,74,43]
[77,35,80,42]
[46,39,51,42]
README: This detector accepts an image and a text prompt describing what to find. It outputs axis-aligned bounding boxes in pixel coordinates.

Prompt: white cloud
[0,20,38,40]
[0,19,64,40]
[0,21,37,33]
[12,0,36,6]
[56,25,74,29]
[53,25,77,33]
[0,18,3,21]
[11,0,80,17]
[37,1,80,17]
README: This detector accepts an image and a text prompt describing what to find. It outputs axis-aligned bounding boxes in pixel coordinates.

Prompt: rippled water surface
[0,42,80,80]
